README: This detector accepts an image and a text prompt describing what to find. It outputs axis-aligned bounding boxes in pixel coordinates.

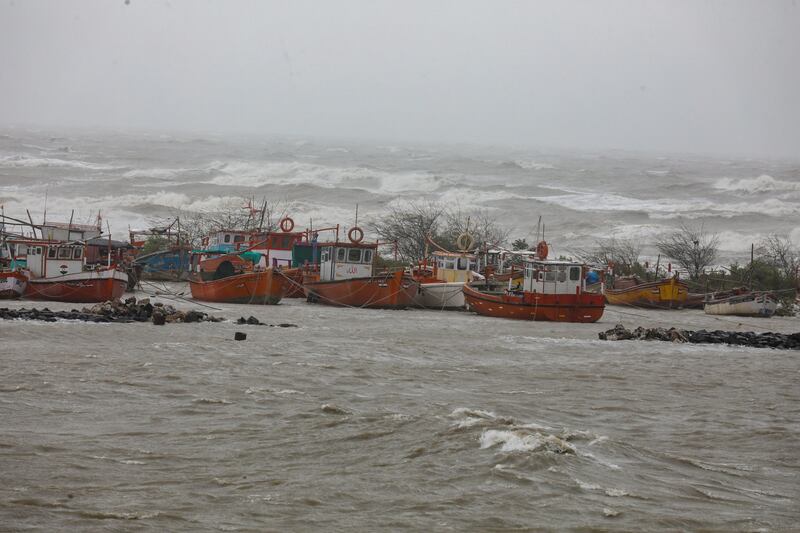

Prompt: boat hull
[463,284,605,322]
[414,282,466,310]
[24,269,128,303]
[0,271,27,299]
[605,278,688,309]
[304,272,418,309]
[279,268,306,298]
[133,248,191,282]
[705,294,777,317]
[189,269,286,304]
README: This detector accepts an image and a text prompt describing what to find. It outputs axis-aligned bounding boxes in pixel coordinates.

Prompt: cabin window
[545,269,556,282]
[538,271,544,281]
[363,249,373,264]
[348,248,362,263]
[457,257,468,270]
[233,235,245,243]
[282,237,290,248]
[336,248,346,261]
[557,266,567,282]
[570,267,580,281]
[445,259,456,269]
[224,234,231,243]
[58,247,72,259]
[438,260,445,269]
[48,248,57,259]
[321,248,330,262]
[73,248,82,259]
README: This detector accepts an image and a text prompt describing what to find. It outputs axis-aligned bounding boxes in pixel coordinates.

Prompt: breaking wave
[714,175,800,193]
[0,155,116,171]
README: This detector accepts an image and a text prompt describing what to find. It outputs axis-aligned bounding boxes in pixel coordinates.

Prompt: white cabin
[432,251,478,283]
[26,242,85,279]
[318,243,376,281]
[523,260,585,295]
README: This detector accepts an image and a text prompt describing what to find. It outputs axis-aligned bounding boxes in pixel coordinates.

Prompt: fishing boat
[604,276,688,309]
[0,269,27,299]
[303,227,418,308]
[189,250,288,304]
[412,250,479,310]
[20,241,128,302]
[463,254,605,322]
[129,219,191,283]
[200,217,313,298]
[704,292,778,317]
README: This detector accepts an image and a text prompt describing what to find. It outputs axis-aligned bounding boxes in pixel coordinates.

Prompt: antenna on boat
[536,215,542,242]
[43,190,48,224]
[354,204,359,228]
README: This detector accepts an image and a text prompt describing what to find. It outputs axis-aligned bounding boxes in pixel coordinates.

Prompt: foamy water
[1,128,798,260]
[1,129,800,530]
[1,294,798,530]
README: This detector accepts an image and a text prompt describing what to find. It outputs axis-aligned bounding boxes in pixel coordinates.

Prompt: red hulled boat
[464,244,605,322]
[303,228,418,309]
[19,241,127,303]
[189,251,288,305]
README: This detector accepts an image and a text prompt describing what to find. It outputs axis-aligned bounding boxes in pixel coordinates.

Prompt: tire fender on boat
[348,226,364,243]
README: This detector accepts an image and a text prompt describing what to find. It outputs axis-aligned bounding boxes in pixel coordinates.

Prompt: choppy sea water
[1,127,799,261]
[1,128,799,530]
[1,292,799,531]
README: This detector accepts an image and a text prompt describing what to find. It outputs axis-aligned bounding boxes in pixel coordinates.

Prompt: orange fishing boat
[9,240,127,303]
[463,242,605,322]
[303,227,418,309]
[604,276,688,309]
[189,252,287,304]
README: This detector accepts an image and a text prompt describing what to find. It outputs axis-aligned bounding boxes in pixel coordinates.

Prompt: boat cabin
[24,242,86,279]
[202,229,305,268]
[431,251,478,283]
[522,260,586,295]
[318,242,376,281]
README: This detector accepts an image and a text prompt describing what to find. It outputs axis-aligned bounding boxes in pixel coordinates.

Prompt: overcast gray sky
[1,0,798,157]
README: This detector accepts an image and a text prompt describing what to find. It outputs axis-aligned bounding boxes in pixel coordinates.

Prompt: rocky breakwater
[599,324,800,350]
[0,297,223,325]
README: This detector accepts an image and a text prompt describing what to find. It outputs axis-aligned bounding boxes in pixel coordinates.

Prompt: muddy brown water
[1,289,798,531]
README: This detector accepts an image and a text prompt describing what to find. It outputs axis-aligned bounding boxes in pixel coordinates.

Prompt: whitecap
[714,175,800,193]
[479,429,575,454]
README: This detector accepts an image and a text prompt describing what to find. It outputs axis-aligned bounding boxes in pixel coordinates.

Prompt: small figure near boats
[303,226,419,309]
[463,242,605,322]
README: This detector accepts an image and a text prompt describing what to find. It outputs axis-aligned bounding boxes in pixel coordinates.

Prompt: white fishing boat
[411,250,480,310]
[704,292,778,318]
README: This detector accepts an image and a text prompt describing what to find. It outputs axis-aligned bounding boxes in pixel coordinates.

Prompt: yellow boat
[604,276,689,309]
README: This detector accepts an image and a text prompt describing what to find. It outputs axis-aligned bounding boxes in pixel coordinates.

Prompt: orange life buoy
[348,226,364,243]
[536,240,548,259]
[279,217,295,233]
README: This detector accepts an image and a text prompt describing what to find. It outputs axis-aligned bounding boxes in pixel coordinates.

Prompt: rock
[600,324,799,350]
[246,316,261,325]
[152,312,166,326]
[184,310,204,323]
[234,332,247,341]
[236,317,247,324]
[277,323,298,328]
